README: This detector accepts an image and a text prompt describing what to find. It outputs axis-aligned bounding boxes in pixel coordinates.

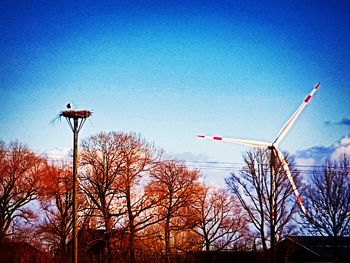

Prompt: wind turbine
[197,82,320,216]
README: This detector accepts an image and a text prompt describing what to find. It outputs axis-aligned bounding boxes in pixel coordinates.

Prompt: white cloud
[45,147,71,160]
[339,136,350,145]
[331,136,350,160]
[294,135,350,165]
[170,151,209,162]
[295,157,316,167]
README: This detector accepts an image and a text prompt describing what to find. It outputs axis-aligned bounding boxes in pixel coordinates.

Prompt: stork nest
[60,110,92,119]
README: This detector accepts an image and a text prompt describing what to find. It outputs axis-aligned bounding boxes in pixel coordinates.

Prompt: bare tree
[191,186,247,251]
[81,131,162,263]
[80,132,126,263]
[116,132,162,263]
[302,158,350,260]
[146,160,201,263]
[0,141,45,241]
[225,148,300,251]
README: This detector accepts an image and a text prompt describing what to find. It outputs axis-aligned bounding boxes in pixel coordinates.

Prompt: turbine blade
[197,135,271,148]
[274,147,307,215]
[274,82,320,145]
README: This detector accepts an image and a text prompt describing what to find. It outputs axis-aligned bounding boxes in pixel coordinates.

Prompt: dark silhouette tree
[225,148,300,251]
[302,158,350,261]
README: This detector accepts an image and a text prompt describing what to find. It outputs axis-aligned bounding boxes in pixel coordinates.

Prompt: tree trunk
[260,226,267,251]
[205,237,210,251]
[126,188,136,263]
[164,217,171,263]
[129,220,136,263]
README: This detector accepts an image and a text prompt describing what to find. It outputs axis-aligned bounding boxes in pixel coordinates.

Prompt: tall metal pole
[72,118,79,263]
[269,147,276,263]
[60,108,91,263]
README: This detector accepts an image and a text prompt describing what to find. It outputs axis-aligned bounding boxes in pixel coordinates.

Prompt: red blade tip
[304,95,312,103]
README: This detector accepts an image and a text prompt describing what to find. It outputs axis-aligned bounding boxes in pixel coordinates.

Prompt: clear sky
[1,0,350,182]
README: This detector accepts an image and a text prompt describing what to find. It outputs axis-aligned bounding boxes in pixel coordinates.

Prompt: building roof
[278,236,350,262]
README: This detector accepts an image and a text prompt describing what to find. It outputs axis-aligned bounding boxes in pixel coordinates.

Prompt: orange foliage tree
[191,186,247,251]
[116,132,162,263]
[80,131,162,263]
[80,132,127,263]
[0,141,46,241]
[146,160,202,263]
[37,162,74,259]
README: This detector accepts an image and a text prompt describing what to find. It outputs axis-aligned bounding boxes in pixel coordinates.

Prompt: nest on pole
[60,110,92,119]
[58,109,92,132]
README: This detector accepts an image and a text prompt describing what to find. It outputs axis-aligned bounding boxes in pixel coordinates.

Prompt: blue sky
[1,0,350,180]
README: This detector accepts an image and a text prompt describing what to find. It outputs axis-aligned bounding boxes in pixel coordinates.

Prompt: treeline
[0,131,349,263]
